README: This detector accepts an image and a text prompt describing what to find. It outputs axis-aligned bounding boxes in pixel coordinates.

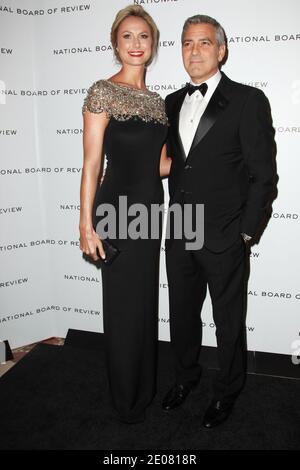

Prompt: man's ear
[218,44,226,63]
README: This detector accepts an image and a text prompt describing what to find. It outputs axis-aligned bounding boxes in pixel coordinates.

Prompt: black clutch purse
[97,238,120,265]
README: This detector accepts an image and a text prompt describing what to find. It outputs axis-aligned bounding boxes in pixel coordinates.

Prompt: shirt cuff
[241,233,252,242]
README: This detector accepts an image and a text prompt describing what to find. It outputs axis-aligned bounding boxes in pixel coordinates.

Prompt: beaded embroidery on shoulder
[82,79,168,125]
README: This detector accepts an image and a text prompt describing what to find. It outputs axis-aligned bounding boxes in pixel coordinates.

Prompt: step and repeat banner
[1,0,299,358]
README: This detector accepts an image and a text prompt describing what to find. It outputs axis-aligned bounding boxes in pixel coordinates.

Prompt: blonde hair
[110,5,160,67]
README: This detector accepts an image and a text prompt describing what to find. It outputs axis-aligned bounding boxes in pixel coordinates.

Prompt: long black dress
[82,79,168,423]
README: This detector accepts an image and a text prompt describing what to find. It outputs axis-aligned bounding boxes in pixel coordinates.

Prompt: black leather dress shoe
[162,381,198,411]
[202,400,234,428]
[117,411,145,424]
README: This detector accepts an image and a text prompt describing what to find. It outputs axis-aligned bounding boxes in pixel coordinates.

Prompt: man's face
[182,23,226,83]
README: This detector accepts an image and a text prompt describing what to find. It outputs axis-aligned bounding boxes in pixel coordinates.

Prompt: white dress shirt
[179,70,222,158]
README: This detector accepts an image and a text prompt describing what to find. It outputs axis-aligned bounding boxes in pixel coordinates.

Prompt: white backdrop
[1,0,299,356]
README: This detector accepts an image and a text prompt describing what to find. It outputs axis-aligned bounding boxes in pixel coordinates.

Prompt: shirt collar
[188,69,222,101]
[190,69,222,88]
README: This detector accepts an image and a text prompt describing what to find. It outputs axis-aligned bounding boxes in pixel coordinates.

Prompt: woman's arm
[79,110,109,261]
[159,143,172,178]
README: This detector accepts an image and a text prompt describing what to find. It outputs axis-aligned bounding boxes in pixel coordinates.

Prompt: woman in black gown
[79,5,171,423]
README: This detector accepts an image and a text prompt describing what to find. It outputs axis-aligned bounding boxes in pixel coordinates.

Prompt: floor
[0,338,65,378]
[1,335,299,450]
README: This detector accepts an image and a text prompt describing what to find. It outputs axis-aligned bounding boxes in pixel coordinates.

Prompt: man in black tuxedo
[162,15,277,428]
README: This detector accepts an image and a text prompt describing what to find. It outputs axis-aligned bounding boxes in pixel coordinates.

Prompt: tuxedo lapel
[170,88,188,161]
[187,86,229,157]
[185,73,233,160]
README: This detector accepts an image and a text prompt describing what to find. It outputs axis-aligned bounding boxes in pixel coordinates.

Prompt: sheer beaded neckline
[105,79,154,95]
[82,78,168,125]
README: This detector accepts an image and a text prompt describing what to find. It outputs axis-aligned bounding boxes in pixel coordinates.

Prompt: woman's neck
[110,65,147,90]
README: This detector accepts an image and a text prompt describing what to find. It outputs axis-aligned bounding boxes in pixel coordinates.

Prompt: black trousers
[166,235,248,404]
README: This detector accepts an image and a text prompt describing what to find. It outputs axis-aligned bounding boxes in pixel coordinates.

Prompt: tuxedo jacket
[165,72,277,252]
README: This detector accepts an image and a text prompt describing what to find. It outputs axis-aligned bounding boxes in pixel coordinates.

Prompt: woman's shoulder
[82,78,168,124]
[145,89,167,109]
[87,78,114,94]
[82,79,113,115]
[151,90,166,105]
[146,90,167,113]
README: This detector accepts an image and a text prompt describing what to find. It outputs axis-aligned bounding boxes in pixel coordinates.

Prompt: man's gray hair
[181,14,227,47]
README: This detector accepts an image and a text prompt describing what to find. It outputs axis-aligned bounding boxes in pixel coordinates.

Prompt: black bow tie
[186,82,208,96]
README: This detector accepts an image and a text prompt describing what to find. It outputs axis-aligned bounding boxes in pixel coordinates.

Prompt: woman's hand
[79,225,106,261]
[160,144,172,178]
[79,109,109,262]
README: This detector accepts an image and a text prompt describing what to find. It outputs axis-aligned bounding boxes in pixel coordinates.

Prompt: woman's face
[116,16,153,67]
